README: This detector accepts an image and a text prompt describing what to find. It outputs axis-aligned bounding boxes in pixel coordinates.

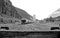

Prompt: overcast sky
[10,0,60,20]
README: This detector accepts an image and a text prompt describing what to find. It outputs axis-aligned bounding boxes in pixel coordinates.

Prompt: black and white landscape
[0,0,60,38]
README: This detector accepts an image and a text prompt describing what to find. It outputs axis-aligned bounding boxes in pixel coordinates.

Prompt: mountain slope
[0,0,32,20]
[15,7,32,20]
[0,0,32,24]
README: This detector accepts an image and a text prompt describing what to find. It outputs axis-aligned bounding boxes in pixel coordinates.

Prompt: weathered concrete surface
[0,31,58,38]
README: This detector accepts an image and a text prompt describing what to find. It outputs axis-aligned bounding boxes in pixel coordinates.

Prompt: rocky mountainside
[0,0,32,19]
[0,0,19,18]
[50,8,60,18]
[0,0,32,24]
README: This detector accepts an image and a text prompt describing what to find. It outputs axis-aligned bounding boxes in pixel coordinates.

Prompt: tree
[49,16,54,22]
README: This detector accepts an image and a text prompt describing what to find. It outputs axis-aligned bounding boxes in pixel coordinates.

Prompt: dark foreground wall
[0,31,59,38]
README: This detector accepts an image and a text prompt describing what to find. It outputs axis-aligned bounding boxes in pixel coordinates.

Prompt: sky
[10,0,60,20]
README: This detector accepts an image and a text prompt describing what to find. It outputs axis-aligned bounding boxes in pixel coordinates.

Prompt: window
[0,27,9,30]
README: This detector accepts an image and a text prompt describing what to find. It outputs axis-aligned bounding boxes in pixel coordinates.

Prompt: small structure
[21,18,29,24]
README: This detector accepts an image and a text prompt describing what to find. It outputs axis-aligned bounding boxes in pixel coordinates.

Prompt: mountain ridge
[0,0,32,24]
[0,0,32,19]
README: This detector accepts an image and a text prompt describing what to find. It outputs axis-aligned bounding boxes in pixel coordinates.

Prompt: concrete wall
[0,31,58,38]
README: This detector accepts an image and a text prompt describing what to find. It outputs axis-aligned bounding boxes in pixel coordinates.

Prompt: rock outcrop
[0,0,22,19]
[0,0,32,24]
